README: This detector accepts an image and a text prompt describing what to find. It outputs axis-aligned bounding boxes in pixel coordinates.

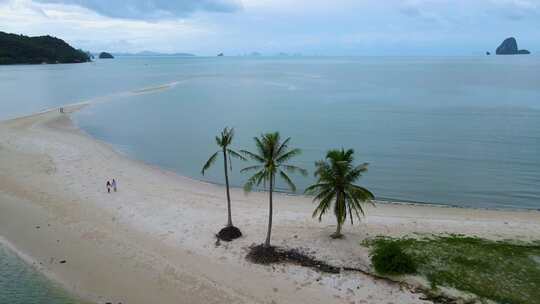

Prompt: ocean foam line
[0,81,182,123]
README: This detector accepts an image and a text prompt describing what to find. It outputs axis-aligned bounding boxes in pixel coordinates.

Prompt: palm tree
[305,148,374,239]
[202,127,246,238]
[241,132,307,248]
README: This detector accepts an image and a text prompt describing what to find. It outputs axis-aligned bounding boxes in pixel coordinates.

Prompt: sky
[0,0,539,55]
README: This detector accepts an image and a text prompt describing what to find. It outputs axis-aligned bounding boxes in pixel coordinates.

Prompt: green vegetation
[201,127,245,240]
[371,241,416,275]
[0,31,90,65]
[305,148,374,238]
[241,132,307,248]
[365,235,540,304]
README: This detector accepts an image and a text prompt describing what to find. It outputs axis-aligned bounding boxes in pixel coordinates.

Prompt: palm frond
[228,149,247,161]
[276,148,302,163]
[201,151,219,175]
[279,170,297,192]
[275,137,291,158]
[304,182,330,195]
[240,165,263,173]
[240,150,265,163]
[281,164,308,176]
[305,148,374,232]
[312,191,335,221]
[244,170,265,193]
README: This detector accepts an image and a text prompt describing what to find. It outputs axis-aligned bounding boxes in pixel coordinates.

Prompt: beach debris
[216,226,242,242]
[36,225,40,229]
[246,244,340,273]
[59,260,66,264]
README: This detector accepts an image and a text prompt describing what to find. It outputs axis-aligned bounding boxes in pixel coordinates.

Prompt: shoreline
[1,105,539,304]
[69,104,539,214]
[0,236,91,303]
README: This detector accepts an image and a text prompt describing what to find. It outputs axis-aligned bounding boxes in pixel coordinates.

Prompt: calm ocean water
[2,56,540,211]
[0,244,83,304]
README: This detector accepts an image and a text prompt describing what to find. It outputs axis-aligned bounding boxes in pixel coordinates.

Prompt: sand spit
[1,107,539,304]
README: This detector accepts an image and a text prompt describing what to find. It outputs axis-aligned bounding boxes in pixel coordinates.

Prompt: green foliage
[365,236,540,304]
[201,127,245,176]
[241,132,307,193]
[0,31,90,65]
[371,241,417,275]
[241,132,306,247]
[305,148,374,237]
[201,127,245,228]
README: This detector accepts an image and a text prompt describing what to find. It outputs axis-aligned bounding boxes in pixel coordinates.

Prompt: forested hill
[0,31,91,65]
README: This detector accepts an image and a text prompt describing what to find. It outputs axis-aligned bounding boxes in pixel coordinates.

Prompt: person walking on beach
[106,180,111,193]
[112,179,117,192]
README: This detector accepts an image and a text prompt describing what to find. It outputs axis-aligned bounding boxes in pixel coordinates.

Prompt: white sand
[0,104,539,304]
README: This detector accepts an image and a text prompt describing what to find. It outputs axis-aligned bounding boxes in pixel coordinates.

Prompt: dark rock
[216,226,242,242]
[496,37,530,55]
[486,51,490,55]
[99,52,114,59]
[59,260,66,264]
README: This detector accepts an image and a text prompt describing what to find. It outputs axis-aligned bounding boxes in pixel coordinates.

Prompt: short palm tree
[202,127,246,240]
[241,132,307,248]
[305,148,374,239]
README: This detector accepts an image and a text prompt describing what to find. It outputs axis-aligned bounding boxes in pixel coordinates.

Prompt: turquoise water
[2,56,540,210]
[0,244,83,304]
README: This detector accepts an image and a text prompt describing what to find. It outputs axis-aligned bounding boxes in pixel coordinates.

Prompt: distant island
[0,31,90,65]
[112,51,195,57]
[496,37,530,55]
[99,52,114,59]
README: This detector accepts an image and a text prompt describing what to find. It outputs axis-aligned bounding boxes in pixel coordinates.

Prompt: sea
[1,56,539,210]
[1,55,540,302]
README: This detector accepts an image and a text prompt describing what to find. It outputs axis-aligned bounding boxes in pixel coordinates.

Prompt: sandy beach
[1,105,539,304]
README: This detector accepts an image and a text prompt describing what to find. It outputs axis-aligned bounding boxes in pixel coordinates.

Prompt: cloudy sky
[0,0,538,55]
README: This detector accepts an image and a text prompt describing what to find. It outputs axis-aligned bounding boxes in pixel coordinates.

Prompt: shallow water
[0,244,83,304]
[2,56,540,209]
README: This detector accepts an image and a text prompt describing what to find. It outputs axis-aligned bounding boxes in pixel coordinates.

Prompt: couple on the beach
[106,179,117,193]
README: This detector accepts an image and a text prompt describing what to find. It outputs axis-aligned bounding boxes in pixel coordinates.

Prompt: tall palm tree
[305,148,374,239]
[202,127,246,232]
[241,132,307,248]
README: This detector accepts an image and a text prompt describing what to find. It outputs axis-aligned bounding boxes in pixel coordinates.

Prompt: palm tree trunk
[332,191,344,238]
[223,149,233,227]
[264,174,274,248]
[335,221,342,237]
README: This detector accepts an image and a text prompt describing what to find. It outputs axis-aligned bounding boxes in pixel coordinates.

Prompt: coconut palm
[241,132,307,248]
[305,148,374,239]
[201,127,246,239]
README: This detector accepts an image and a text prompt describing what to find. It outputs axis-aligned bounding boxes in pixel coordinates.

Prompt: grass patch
[364,236,540,304]
[371,241,417,275]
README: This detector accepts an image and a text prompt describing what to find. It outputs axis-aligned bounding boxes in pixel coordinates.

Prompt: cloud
[1,0,539,55]
[489,0,540,20]
[33,0,243,19]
